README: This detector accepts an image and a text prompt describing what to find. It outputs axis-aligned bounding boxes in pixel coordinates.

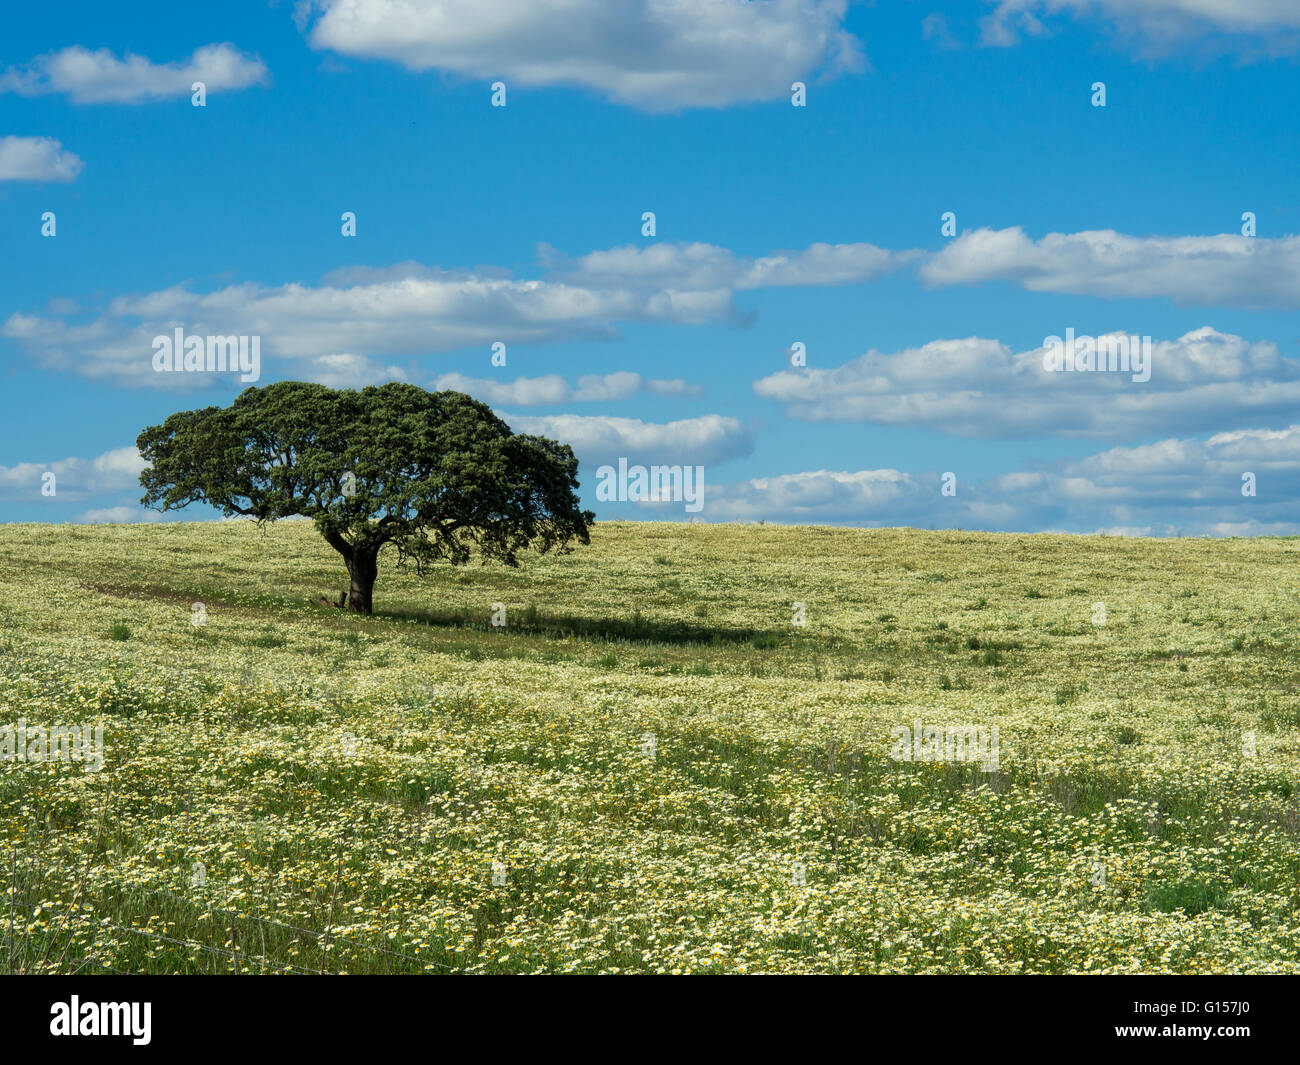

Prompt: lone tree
[137,381,593,613]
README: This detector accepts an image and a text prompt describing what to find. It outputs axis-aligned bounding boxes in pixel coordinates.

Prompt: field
[2,520,1299,974]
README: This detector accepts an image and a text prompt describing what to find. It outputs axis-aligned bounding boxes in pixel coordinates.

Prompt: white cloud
[556,240,910,291]
[2,274,727,389]
[0,136,82,182]
[0,447,144,502]
[503,412,755,468]
[754,327,1300,439]
[981,0,1300,54]
[430,370,702,405]
[6,239,899,389]
[920,227,1300,309]
[706,468,920,522]
[987,425,1300,528]
[299,354,409,388]
[698,424,1300,534]
[434,372,572,406]
[304,0,864,110]
[0,44,268,103]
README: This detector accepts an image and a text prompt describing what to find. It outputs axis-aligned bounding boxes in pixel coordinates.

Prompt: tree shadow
[376,604,770,647]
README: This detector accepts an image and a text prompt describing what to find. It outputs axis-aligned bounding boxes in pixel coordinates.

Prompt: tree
[137,381,594,613]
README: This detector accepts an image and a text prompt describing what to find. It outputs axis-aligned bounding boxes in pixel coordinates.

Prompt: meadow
[2,519,1299,974]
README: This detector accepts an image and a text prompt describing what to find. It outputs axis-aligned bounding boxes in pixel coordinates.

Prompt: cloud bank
[754,328,1300,439]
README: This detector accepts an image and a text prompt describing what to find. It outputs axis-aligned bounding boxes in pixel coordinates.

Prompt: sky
[2,0,1299,535]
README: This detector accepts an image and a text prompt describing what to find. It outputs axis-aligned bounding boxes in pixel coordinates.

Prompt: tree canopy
[137,381,593,612]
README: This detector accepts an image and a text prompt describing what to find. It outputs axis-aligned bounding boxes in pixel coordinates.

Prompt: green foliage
[1145,879,1226,916]
[136,382,594,610]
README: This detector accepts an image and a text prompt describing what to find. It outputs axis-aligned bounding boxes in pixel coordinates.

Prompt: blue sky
[2,0,1299,534]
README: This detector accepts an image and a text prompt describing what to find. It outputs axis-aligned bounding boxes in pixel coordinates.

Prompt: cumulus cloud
[981,0,1300,54]
[0,44,268,103]
[706,468,921,523]
[980,425,1300,532]
[16,221,1297,398]
[754,327,1300,439]
[430,370,702,405]
[502,412,756,468]
[920,227,1300,309]
[1,276,726,390]
[554,240,911,291]
[303,0,864,110]
[5,239,901,389]
[0,136,82,182]
[299,354,409,388]
[0,447,144,502]
[700,425,1300,535]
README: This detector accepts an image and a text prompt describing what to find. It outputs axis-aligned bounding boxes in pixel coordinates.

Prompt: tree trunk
[345,549,378,614]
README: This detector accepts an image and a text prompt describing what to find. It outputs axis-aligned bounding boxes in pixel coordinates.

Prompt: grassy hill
[3,520,1299,973]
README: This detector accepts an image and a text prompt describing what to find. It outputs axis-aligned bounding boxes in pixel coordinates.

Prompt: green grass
[2,520,1299,974]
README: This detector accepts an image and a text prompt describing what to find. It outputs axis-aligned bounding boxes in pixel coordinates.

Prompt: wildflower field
[3,520,1299,974]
